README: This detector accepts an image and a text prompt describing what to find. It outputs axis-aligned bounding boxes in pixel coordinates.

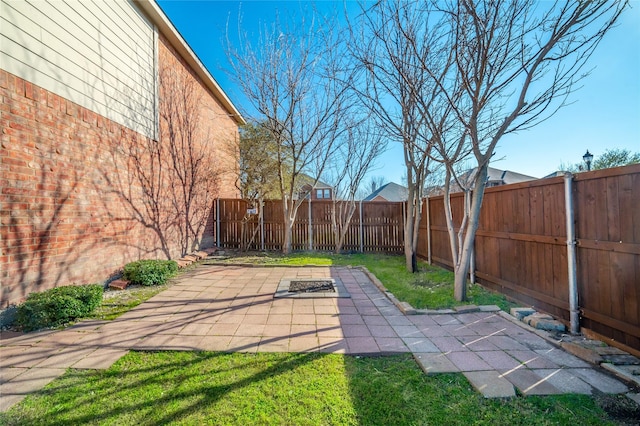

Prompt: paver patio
[0,265,631,411]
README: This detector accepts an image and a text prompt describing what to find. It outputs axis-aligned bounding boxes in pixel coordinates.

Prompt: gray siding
[0,0,156,138]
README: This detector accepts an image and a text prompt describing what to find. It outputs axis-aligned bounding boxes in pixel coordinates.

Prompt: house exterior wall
[0,0,156,138]
[370,195,388,202]
[312,188,332,200]
[0,1,240,307]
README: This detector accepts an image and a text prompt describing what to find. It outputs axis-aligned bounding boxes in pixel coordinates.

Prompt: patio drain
[290,280,335,293]
[275,278,350,298]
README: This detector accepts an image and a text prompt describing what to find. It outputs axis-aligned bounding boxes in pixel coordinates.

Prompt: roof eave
[135,0,246,125]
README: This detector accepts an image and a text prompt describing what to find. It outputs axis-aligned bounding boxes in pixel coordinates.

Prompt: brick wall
[0,36,239,307]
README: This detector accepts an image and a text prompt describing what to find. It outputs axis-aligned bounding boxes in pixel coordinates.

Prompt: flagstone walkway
[0,265,633,411]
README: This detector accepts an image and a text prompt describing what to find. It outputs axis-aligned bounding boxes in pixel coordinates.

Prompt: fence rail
[214,199,404,254]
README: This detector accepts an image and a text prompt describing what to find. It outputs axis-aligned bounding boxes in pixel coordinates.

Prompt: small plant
[123,259,178,286]
[16,284,104,332]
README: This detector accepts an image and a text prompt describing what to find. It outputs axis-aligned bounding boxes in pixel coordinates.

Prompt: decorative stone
[600,354,640,366]
[192,250,209,259]
[399,302,417,315]
[593,346,632,357]
[176,260,191,268]
[454,305,479,313]
[511,307,536,320]
[108,279,129,290]
[525,314,566,332]
[479,305,501,312]
[560,341,604,365]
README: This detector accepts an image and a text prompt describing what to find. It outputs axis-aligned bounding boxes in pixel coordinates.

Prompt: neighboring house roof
[363,182,408,202]
[487,167,537,185]
[136,0,245,125]
[542,171,567,179]
[297,174,332,189]
[459,167,537,187]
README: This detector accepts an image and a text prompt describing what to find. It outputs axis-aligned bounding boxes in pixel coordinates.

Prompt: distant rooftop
[363,182,408,202]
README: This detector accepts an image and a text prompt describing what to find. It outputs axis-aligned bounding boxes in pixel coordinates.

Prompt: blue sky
[157,0,640,184]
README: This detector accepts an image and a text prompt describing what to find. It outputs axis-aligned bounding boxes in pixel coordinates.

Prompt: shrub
[123,259,178,286]
[16,284,104,332]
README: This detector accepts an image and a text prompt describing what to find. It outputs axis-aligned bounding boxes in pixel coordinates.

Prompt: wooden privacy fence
[212,165,639,354]
[214,199,404,253]
[419,164,640,355]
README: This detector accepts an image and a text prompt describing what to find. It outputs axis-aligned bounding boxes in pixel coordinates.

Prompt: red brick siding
[0,37,239,307]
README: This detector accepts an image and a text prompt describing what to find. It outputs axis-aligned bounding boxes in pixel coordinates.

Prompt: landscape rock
[192,250,209,259]
[479,305,501,312]
[560,341,604,365]
[176,259,192,268]
[511,307,536,320]
[524,313,566,332]
[108,279,129,290]
[454,305,479,313]
[399,302,417,315]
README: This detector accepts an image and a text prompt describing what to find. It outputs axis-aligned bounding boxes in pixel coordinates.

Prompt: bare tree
[431,0,627,300]
[227,12,354,253]
[350,1,452,272]
[326,119,386,253]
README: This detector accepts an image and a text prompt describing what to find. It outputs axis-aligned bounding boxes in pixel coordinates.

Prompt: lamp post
[583,150,593,171]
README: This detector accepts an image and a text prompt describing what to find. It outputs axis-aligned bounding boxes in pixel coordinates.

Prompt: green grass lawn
[93,283,172,321]
[0,352,621,426]
[208,251,517,311]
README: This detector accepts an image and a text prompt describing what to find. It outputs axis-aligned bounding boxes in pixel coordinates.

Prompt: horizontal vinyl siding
[0,0,156,138]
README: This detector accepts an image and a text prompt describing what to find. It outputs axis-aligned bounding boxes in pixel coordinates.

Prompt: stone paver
[464,371,516,398]
[529,369,593,395]
[0,265,633,411]
[500,368,563,395]
[414,352,459,373]
[570,368,630,394]
[0,367,66,411]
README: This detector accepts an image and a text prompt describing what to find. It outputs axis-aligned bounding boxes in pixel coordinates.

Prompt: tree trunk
[282,196,298,254]
[283,214,293,254]
[452,165,488,301]
[404,200,418,272]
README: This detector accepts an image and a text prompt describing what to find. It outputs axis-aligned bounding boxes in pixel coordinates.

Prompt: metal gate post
[260,199,265,251]
[359,200,364,253]
[564,173,580,334]
[426,197,432,264]
[308,199,313,251]
[216,198,221,248]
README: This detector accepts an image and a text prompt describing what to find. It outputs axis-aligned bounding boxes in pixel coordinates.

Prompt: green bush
[16,284,104,332]
[123,259,178,286]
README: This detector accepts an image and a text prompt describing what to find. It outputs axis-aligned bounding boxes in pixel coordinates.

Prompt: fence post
[216,198,221,248]
[464,191,476,284]
[260,199,265,251]
[359,200,364,253]
[564,172,580,335]
[308,199,313,251]
[402,201,406,245]
[426,197,432,264]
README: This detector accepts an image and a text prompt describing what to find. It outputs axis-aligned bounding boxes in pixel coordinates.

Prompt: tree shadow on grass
[2,351,352,425]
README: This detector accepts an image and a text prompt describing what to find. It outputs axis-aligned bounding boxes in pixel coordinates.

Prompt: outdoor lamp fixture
[583,150,593,171]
